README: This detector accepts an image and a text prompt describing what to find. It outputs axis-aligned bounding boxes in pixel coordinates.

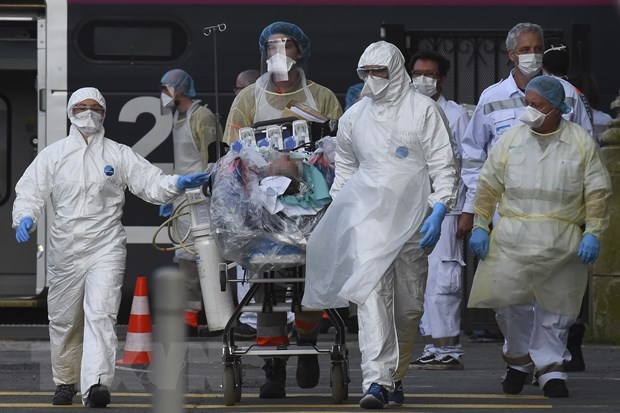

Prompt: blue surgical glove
[469,227,490,260]
[176,172,209,191]
[159,203,173,218]
[15,216,33,243]
[419,203,447,249]
[577,233,600,264]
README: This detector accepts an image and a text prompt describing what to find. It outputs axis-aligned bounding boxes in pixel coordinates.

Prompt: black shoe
[233,323,257,339]
[543,379,569,398]
[52,384,76,405]
[502,367,529,395]
[85,384,111,408]
[422,354,464,370]
[296,337,320,389]
[259,358,286,399]
[410,351,436,368]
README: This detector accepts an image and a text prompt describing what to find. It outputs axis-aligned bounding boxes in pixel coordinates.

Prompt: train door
[0,3,46,299]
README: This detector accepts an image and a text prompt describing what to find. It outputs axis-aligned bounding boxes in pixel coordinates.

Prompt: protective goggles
[357,66,389,80]
[72,104,105,115]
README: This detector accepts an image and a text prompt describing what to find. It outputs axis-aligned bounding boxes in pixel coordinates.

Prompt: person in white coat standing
[408,50,471,371]
[302,41,458,409]
[12,87,209,408]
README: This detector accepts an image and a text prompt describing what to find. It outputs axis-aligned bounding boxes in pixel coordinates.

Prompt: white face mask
[412,75,438,97]
[516,53,543,78]
[519,105,548,128]
[160,92,175,109]
[266,54,296,82]
[360,75,390,100]
[72,110,104,135]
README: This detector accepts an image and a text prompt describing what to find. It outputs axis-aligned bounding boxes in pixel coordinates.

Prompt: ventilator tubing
[194,234,235,331]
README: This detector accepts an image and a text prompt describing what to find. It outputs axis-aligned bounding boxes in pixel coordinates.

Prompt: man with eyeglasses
[407,50,471,373]
[12,87,210,407]
[303,41,458,409]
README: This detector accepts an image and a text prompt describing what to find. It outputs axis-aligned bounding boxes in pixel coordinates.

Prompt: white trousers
[420,215,464,358]
[495,303,576,387]
[48,259,123,403]
[358,237,427,393]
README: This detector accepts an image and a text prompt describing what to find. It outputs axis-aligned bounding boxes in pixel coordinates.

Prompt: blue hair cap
[345,83,364,111]
[259,21,310,62]
[525,76,571,114]
[160,69,196,98]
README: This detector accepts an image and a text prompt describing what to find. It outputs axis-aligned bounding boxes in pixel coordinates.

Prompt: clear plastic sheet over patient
[209,146,332,273]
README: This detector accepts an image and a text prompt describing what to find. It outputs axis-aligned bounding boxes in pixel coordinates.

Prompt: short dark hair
[408,50,451,76]
[543,40,569,77]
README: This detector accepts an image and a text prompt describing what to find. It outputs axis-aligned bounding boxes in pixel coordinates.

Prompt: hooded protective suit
[302,41,458,392]
[12,87,183,403]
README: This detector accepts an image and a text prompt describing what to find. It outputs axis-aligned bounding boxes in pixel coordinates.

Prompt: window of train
[74,18,189,62]
[0,97,7,204]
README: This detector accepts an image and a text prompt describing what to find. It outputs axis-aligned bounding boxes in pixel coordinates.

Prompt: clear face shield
[160,85,176,115]
[263,37,297,82]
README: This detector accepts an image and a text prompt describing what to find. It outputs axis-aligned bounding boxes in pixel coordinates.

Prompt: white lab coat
[12,88,182,401]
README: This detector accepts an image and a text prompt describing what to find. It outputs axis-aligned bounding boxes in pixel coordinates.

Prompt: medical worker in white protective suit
[12,87,209,408]
[159,68,219,336]
[408,49,470,372]
[302,41,458,409]
[468,76,611,398]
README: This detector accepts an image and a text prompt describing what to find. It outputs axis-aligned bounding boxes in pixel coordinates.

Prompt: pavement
[0,326,619,412]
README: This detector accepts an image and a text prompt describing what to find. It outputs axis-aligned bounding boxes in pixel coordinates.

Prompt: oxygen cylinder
[185,188,235,332]
[194,233,235,331]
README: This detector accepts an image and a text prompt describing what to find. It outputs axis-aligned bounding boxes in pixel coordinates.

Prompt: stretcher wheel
[223,365,236,406]
[330,362,346,404]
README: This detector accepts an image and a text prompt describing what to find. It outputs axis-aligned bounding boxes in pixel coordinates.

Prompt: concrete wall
[593,97,620,343]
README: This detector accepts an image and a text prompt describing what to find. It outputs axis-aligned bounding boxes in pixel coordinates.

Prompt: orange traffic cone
[117,276,152,366]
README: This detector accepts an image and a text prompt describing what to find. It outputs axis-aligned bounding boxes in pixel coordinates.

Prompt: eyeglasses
[357,66,389,79]
[73,105,105,115]
[411,70,441,78]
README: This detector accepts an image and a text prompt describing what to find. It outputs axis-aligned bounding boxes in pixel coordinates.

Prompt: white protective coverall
[420,95,470,358]
[468,120,611,386]
[12,88,183,402]
[302,41,458,392]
